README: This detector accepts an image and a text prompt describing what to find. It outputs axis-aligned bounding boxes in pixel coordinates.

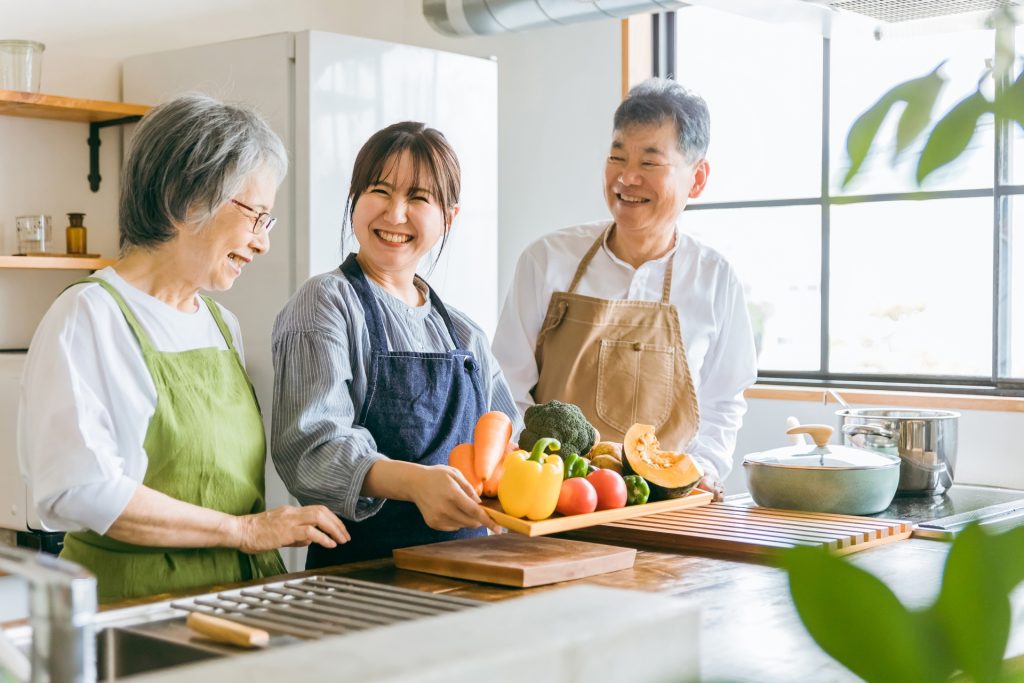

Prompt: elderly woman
[18,95,347,603]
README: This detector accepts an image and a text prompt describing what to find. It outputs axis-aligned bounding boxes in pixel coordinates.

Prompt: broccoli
[519,400,597,458]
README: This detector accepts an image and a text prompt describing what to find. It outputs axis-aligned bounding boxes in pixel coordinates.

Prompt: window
[668,7,1023,392]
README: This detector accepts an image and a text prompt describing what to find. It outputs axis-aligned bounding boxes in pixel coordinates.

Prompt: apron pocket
[596,339,675,434]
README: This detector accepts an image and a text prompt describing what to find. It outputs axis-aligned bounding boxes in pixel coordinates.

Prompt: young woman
[271,122,520,567]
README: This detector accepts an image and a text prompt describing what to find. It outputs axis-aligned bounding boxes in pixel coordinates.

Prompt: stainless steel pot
[742,424,901,515]
[837,408,959,496]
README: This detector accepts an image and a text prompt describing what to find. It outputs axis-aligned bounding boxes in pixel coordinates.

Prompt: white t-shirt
[492,220,757,479]
[18,267,244,534]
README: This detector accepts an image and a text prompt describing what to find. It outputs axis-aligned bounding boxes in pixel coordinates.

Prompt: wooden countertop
[209,537,975,683]
[30,535,1024,682]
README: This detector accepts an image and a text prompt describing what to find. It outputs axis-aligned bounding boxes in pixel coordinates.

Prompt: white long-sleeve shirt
[492,220,757,479]
[18,267,245,533]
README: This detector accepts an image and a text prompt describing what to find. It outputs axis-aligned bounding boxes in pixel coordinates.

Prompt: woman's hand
[234,504,350,554]
[411,465,502,533]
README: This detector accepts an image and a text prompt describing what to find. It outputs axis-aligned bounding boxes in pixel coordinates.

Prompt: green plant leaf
[996,71,1024,129]
[782,546,945,683]
[842,91,898,189]
[917,91,992,184]
[893,70,945,157]
[930,524,1014,683]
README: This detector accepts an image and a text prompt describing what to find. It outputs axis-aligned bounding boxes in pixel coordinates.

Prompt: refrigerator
[120,31,498,567]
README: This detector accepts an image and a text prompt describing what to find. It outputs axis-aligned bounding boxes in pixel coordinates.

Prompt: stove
[870,484,1024,540]
[728,483,1024,540]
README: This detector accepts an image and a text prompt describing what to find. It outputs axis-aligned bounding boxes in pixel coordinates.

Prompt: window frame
[655,11,1024,397]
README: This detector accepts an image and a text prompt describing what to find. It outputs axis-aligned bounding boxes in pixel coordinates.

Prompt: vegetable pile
[447,402,702,521]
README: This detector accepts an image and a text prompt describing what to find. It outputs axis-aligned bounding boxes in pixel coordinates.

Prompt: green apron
[60,277,286,603]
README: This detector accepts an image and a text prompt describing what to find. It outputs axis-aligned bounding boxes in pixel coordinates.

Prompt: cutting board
[562,503,913,558]
[392,534,637,587]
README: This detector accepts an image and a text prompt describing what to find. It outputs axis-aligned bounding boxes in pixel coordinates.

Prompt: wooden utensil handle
[785,424,834,448]
[186,611,269,649]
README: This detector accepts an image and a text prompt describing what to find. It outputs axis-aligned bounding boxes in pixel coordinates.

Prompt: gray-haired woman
[18,94,348,603]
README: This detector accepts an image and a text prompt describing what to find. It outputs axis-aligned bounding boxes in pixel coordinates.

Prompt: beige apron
[533,227,700,450]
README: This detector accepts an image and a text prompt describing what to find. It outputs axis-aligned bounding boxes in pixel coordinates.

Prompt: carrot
[482,451,509,498]
[448,443,482,495]
[473,411,513,482]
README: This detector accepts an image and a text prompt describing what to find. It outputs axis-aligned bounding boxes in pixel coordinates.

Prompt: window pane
[1010,197,1024,378]
[1012,27,1024,185]
[830,199,992,376]
[675,7,822,203]
[831,29,995,195]
[681,205,821,371]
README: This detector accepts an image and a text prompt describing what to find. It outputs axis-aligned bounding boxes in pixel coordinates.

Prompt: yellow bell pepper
[497,438,564,520]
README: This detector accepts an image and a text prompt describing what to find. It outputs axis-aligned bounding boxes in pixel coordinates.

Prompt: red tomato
[586,469,628,510]
[556,478,598,516]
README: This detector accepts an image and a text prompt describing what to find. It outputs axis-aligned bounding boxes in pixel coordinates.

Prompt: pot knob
[785,424,834,448]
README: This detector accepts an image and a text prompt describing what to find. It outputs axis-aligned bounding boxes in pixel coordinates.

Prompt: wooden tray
[562,503,913,558]
[393,534,637,587]
[481,489,712,537]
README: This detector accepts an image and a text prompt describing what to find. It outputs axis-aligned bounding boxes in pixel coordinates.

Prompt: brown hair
[345,121,461,260]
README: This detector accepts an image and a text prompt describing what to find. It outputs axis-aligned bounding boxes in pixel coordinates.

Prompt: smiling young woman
[270,121,521,567]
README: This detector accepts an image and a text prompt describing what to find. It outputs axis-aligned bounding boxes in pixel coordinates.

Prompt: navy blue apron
[306,254,489,568]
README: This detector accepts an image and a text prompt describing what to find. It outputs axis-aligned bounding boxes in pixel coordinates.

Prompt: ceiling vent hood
[425,0,1022,38]
[423,0,684,37]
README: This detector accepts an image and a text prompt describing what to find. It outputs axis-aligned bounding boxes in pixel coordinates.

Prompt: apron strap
[340,253,467,351]
[423,282,467,351]
[200,295,238,351]
[566,228,608,294]
[660,254,674,305]
[70,277,157,354]
[340,253,390,350]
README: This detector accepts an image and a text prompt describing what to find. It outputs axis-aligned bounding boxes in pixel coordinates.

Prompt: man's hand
[697,474,725,502]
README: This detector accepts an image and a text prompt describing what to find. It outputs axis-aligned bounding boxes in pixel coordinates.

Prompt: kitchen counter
[122,535,1023,683]
[6,532,1022,682]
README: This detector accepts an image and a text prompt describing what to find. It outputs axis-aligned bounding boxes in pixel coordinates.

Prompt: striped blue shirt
[271,268,522,522]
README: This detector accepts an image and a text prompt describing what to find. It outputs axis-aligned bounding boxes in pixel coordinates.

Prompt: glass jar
[65,213,87,255]
[15,214,52,254]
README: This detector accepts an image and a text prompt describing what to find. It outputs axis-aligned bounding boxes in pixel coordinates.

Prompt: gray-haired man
[493,78,757,499]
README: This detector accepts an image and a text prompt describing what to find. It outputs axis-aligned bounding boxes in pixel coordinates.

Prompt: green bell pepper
[562,453,590,479]
[624,475,651,506]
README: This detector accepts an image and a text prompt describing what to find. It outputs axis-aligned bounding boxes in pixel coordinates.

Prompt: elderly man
[493,78,757,499]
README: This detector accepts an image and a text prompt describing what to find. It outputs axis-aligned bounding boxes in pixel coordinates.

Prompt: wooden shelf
[0,89,151,123]
[0,255,114,270]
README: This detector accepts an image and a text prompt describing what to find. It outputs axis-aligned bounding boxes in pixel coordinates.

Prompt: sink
[2,574,480,681]
[96,626,224,680]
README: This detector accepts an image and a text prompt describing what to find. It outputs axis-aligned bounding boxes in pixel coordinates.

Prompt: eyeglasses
[230,198,277,235]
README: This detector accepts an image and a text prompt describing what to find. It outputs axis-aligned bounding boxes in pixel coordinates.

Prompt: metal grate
[828,0,1019,23]
[171,575,480,639]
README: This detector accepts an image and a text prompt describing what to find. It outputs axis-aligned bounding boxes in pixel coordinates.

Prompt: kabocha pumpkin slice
[621,423,703,500]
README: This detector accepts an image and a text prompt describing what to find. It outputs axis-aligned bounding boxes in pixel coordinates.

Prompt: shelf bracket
[87,116,143,192]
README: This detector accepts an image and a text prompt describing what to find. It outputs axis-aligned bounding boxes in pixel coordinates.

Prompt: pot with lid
[743,424,901,515]
[837,408,958,496]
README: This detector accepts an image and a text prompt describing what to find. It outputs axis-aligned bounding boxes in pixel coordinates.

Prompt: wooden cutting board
[561,503,913,558]
[393,534,637,587]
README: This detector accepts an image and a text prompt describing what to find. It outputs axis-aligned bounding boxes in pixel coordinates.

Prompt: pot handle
[842,423,895,439]
[785,424,833,447]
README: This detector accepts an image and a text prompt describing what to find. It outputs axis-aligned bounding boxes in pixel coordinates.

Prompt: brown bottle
[66,212,87,255]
